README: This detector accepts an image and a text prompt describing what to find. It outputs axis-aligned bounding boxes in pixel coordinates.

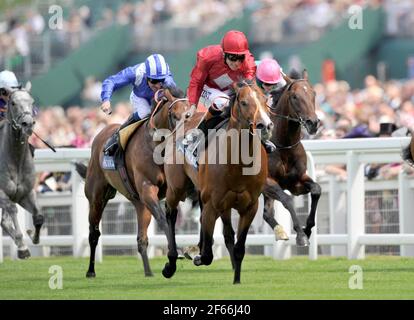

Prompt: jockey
[101,53,177,155]
[256,58,287,110]
[256,58,286,98]
[0,70,22,121]
[187,30,276,153]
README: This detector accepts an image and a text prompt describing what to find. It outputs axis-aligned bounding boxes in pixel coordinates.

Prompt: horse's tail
[73,161,87,179]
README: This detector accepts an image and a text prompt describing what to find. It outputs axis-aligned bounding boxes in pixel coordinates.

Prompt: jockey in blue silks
[0,70,22,121]
[101,53,177,155]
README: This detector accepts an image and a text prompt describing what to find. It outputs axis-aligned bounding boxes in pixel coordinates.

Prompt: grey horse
[0,83,44,259]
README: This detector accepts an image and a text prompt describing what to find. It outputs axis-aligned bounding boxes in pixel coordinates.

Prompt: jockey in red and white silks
[187,30,256,111]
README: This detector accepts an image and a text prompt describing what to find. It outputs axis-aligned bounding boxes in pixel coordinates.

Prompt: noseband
[268,79,308,127]
[7,90,34,132]
[232,82,260,134]
[150,89,190,135]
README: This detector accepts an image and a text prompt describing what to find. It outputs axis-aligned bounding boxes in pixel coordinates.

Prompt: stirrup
[104,135,119,156]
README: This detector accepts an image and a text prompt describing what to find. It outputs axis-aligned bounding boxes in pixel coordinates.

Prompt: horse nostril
[256,123,265,130]
[267,122,274,131]
[22,122,27,127]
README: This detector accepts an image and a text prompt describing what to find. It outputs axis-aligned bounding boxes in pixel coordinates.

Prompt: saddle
[101,117,148,200]
[178,115,230,169]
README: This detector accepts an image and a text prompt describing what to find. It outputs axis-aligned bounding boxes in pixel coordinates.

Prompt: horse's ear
[282,72,292,84]
[163,88,174,102]
[302,69,308,80]
[25,81,32,92]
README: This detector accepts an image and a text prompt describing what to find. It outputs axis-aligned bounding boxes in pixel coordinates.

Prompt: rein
[7,89,57,152]
[149,89,191,137]
[268,79,308,149]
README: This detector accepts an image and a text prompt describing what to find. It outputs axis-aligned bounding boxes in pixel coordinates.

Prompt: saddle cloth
[177,117,229,169]
[101,117,148,171]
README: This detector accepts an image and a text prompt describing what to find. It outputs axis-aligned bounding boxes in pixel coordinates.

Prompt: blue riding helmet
[145,54,170,80]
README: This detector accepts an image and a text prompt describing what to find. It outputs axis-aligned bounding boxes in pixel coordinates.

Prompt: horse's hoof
[17,249,31,259]
[86,271,96,278]
[27,229,39,244]
[274,225,289,241]
[183,245,199,260]
[296,234,310,247]
[162,263,176,279]
[193,255,203,266]
[302,227,312,239]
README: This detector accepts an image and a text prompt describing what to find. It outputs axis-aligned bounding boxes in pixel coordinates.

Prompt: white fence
[1,137,414,263]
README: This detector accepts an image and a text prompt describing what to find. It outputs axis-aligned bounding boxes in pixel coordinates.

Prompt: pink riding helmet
[257,58,282,84]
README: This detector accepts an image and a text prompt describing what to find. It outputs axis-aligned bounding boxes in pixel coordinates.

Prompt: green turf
[0,255,413,299]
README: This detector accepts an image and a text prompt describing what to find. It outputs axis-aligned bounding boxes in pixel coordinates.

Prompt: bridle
[149,89,191,136]
[231,81,261,135]
[267,79,309,127]
[7,89,34,132]
[267,79,312,150]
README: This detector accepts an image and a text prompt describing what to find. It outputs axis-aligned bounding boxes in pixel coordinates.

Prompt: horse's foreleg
[264,181,309,247]
[141,182,177,278]
[221,210,235,270]
[233,202,258,285]
[0,194,30,259]
[134,201,153,277]
[263,194,289,241]
[193,201,218,267]
[163,203,179,278]
[302,177,321,239]
[18,190,43,245]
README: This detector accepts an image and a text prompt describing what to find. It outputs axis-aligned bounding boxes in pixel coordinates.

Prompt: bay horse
[262,70,321,247]
[402,134,414,165]
[0,83,44,259]
[75,87,194,278]
[164,80,274,284]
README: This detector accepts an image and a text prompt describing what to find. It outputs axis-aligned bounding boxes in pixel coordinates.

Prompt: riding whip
[33,131,57,152]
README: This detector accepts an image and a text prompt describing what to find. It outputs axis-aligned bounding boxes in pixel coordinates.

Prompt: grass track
[1,255,414,299]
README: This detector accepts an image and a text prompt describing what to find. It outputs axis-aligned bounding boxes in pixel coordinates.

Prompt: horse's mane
[151,85,186,109]
[228,78,255,108]
[164,85,186,99]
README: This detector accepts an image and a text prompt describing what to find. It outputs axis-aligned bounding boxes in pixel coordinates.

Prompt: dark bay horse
[164,80,273,284]
[402,134,414,165]
[0,83,44,259]
[75,87,194,278]
[262,70,321,246]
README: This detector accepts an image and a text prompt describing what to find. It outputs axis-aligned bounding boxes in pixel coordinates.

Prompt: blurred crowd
[3,0,414,75]
[314,75,414,182]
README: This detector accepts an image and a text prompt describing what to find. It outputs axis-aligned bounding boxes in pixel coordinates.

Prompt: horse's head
[231,79,273,139]
[152,87,193,131]
[276,70,320,135]
[163,87,193,126]
[7,82,35,137]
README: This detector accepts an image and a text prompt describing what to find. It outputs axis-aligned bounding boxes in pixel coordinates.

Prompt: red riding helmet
[221,30,249,55]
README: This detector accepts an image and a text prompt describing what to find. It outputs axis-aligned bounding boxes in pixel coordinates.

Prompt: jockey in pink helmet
[256,58,286,95]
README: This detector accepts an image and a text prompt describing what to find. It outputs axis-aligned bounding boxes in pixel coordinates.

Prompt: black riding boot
[261,140,277,153]
[104,114,140,155]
